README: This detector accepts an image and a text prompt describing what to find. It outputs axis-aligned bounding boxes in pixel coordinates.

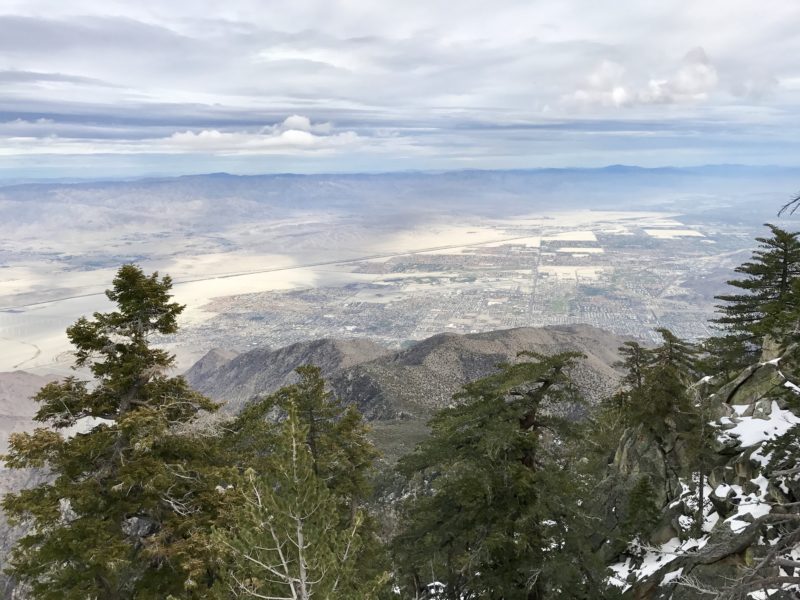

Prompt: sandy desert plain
[0,207,770,374]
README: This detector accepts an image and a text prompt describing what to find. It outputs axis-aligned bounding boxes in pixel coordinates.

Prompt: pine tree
[206,365,388,598]
[626,329,699,436]
[212,403,381,600]
[610,330,717,543]
[212,365,378,502]
[280,366,387,591]
[623,476,659,541]
[616,341,650,395]
[715,223,800,347]
[393,352,613,600]
[683,377,718,536]
[1,265,219,599]
[598,341,653,426]
[697,333,754,383]
[286,365,379,521]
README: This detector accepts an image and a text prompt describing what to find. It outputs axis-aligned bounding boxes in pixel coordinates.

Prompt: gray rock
[751,398,774,420]
[121,515,160,539]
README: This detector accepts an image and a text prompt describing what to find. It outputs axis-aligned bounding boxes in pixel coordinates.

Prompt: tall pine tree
[625,329,699,437]
[2,265,219,599]
[393,352,612,600]
[715,223,800,348]
[206,365,388,598]
[212,403,382,600]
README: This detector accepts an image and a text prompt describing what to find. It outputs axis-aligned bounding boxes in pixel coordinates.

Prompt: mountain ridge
[186,324,628,420]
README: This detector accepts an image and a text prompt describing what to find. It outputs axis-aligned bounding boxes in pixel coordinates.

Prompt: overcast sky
[1,0,799,178]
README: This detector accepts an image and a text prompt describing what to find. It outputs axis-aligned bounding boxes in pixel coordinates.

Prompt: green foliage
[211,404,385,600]
[600,330,700,439]
[291,365,380,517]
[623,476,659,540]
[714,223,800,347]
[628,331,699,437]
[2,265,221,599]
[207,365,389,598]
[615,341,649,394]
[393,352,614,599]
[591,330,713,545]
[697,333,755,384]
[683,372,723,532]
[589,341,654,445]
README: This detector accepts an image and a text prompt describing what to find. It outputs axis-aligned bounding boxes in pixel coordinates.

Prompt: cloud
[277,115,332,135]
[568,48,720,109]
[0,70,116,87]
[2,118,55,127]
[640,48,719,103]
[0,1,799,172]
[570,60,630,107]
[0,115,427,157]
[730,72,779,100]
[164,122,358,154]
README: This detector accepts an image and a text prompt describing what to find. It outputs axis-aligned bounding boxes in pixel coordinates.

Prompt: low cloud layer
[0,1,798,176]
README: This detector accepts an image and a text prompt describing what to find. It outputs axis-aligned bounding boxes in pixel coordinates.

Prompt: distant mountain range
[4,164,800,187]
[0,324,626,460]
[5,165,800,220]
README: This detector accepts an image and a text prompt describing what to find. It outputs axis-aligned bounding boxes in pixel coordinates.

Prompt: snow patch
[608,538,687,590]
[784,380,800,395]
[61,416,115,439]
[750,446,773,467]
[662,567,684,585]
[719,402,800,447]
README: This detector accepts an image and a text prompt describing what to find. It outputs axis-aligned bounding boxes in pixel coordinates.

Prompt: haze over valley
[2,166,798,374]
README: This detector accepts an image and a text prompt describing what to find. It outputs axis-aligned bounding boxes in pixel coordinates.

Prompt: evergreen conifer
[212,403,382,599]
[393,352,612,600]
[2,265,219,599]
[715,224,800,348]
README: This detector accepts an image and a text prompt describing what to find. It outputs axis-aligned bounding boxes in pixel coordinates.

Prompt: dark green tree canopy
[2,264,219,600]
[600,329,699,436]
[211,400,386,600]
[714,223,800,345]
[206,365,387,599]
[393,351,613,600]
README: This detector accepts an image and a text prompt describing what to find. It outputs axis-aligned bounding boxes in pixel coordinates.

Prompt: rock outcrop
[606,345,800,599]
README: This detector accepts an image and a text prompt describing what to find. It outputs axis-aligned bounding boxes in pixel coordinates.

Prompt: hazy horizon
[3,162,800,185]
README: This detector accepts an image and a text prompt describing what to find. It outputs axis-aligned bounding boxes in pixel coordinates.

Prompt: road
[0,233,544,312]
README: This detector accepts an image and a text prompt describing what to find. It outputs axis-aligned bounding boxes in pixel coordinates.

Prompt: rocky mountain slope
[186,338,390,413]
[0,371,58,454]
[602,344,800,598]
[186,324,627,420]
[0,371,58,599]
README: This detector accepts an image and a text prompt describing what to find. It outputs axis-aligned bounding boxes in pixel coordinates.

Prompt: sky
[1,0,799,178]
